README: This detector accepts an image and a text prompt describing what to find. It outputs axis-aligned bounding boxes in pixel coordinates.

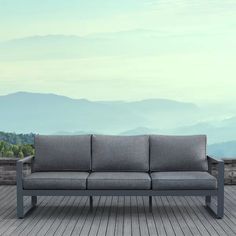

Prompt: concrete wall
[0,158,31,185]
[211,159,236,185]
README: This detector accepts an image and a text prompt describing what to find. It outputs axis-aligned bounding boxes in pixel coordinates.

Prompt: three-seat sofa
[17,134,224,218]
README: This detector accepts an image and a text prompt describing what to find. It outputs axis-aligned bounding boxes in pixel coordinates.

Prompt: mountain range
[0,92,236,148]
[0,30,225,61]
[0,91,236,158]
[0,92,199,134]
[208,141,236,158]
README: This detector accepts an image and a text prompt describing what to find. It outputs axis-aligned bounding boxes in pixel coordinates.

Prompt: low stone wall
[0,158,31,185]
[211,159,236,185]
[0,158,236,185]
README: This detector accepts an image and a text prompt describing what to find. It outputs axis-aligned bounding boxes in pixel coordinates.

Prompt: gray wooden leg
[90,196,93,211]
[17,192,24,219]
[31,196,37,206]
[149,196,152,212]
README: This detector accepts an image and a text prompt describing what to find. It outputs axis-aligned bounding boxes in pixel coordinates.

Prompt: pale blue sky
[0,0,236,103]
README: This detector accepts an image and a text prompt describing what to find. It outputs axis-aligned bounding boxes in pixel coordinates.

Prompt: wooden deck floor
[0,186,236,236]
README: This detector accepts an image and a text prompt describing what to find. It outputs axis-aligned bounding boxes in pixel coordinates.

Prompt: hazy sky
[0,0,236,103]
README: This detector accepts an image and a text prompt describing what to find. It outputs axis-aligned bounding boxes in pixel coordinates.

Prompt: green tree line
[0,141,34,158]
[0,131,34,145]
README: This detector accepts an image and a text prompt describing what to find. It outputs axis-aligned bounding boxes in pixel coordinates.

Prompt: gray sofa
[17,134,224,218]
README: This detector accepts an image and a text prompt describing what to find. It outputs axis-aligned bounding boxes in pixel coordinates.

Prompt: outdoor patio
[0,185,235,236]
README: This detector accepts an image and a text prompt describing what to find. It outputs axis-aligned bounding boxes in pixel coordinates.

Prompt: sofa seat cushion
[23,172,89,190]
[87,172,151,190]
[151,172,217,190]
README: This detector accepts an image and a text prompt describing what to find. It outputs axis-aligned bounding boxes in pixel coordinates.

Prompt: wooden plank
[45,196,76,235]
[53,196,83,236]
[189,196,227,236]
[172,196,201,236]
[106,196,118,236]
[225,187,236,202]
[123,196,132,236]
[220,192,236,223]
[62,196,88,236]
[225,189,236,206]
[24,196,66,235]
[142,197,157,236]
[131,196,141,236]
[88,197,107,236]
[224,193,236,222]
[70,197,97,235]
[77,196,102,236]
[210,197,236,234]
[152,196,167,236]
[115,196,124,236]
[0,186,236,236]
[0,190,17,223]
[181,196,211,236]
[2,196,46,236]
[0,187,15,217]
[191,196,233,236]
[1,196,32,235]
[184,196,219,236]
[0,194,21,235]
[36,197,72,235]
[166,196,193,236]
[0,186,12,202]
[97,196,113,236]
[137,196,149,236]
[161,196,184,236]
[155,196,175,236]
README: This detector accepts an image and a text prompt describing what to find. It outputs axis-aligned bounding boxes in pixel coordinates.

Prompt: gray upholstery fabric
[23,172,89,190]
[150,135,208,171]
[151,171,217,190]
[87,172,151,189]
[34,135,91,171]
[92,135,149,171]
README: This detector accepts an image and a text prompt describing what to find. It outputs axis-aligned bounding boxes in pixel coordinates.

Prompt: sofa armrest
[207,155,224,163]
[207,155,224,172]
[17,156,34,188]
[207,155,224,188]
[17,155,34,164]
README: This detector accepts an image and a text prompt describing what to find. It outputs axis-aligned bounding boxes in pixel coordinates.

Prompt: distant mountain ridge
[208,141,236,157]
[0,92,198,134]
[1,92,236,147]
[120,120,236,144]
[0,30,220,60]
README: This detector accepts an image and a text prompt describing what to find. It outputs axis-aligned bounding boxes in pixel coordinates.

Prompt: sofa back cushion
[150,135,207,171]
[92,135,149,172]
[33,135,91,171]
